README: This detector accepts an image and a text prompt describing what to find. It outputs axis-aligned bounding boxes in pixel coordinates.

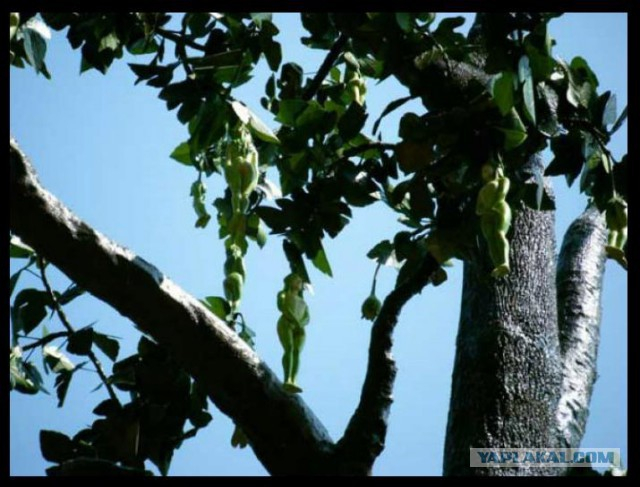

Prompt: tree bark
[443,161,610,475]
[443,156,564,475]
[555,207,607,449]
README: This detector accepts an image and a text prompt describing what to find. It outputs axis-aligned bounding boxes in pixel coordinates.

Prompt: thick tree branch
[333,254,439,474]
[9,137,334,475]
[443,156,564,476]
[302,33,348,101]
[555,207,607,449]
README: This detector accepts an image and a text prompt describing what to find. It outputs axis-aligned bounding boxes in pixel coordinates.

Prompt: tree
[9,12,627,476]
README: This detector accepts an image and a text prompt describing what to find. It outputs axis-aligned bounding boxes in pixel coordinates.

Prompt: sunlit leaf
[311,245,332,277]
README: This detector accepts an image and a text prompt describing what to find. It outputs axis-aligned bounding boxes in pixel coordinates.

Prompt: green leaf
[522,77,536,124]
[283,240,311,285]
[311,245,332,277]
[10,12,19,40]
[127,37,158,55]
[249,113,280,144]
[338,102,367,141]
[261,36,282,72]
[231,100,280,144]
[257,178,282,200]
[93,332,120,362]
[67,327,94,356]
[497,109,528,150]
[343,51,359,70]
[256,206,288,233]
[250,12,272,27]
[536,82,560,136]
[189,410,213,428]
[43,346,75,373]
[187,13,212,36]
[601,152,612,174]
[372,95,414,135]
[23,360,49,394]
[367,240,397,267]
[40,430,74,463]
[54,369,77,408]
[395,13,413,32]
[490,71,514,116]
[10,350,40,394]
[10,270,22,299]
[93,398,121,417]
[546,132,584,186]
[58,285,85,305]
[98,32,120,52]
[246,214,267,248]
[13,288,50,335]
[170,141,192,166]
[609,105,627,135]
[602,93,617,127]
[203,296,230,320]
[276,99,307,126]
[230,100,252,124]
[10,235,34,258]
[498,128,527,151]
[22,18,51,76]
[518,55,532,84]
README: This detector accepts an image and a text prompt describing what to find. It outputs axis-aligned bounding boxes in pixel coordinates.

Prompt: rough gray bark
[443,156,564,476]
[555,207,607,449]
[443,167,610,475]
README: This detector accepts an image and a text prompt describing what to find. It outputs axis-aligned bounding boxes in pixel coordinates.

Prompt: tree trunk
[443,156,564,475]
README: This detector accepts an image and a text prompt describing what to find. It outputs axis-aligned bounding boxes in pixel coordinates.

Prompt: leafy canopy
[9,12,626,475]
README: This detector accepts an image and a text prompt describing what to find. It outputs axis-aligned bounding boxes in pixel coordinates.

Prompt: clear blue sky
[10,13,627,476]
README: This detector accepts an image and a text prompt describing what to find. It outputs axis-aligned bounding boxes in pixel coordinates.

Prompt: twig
[302,33,349,101]
[20,331,69,352]
[156,27,206,52]
[36,256,120,406]
[343,142,395,158]
[176,23,193,77]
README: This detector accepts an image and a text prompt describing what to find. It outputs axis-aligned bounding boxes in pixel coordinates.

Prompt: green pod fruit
[223,272,244,304]
[224,254,246,279]
[227,213,246,239]
[224,162,242,196]
[605,198,627,233]
[283,273,304,293]
[361,294,381,321]
[238,160,258,197]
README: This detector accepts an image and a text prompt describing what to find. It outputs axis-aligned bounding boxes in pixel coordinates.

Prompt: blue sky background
[10,13,627,476]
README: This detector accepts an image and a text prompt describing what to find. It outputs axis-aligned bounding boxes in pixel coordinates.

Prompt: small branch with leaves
[36,256,120,405]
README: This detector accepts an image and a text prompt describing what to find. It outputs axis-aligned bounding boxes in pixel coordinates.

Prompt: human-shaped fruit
[345,67,367,106]
[605,196,627,269]
[223,272,244,312]
[476,163,512,278]
[276,273,310,393]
